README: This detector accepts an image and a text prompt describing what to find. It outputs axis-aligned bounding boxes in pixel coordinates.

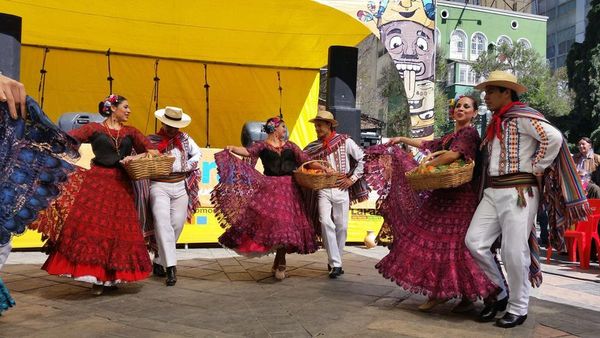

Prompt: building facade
[537,0,591,69]
[437,0,547,98]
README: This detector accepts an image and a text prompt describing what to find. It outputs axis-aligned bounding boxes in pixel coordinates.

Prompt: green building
[436,1,548,98]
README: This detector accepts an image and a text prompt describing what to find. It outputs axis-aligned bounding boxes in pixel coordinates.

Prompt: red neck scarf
[484,101,524,143]
[321,131,337,150]
[157,128,183,152]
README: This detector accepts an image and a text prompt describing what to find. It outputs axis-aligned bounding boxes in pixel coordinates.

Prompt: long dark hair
[98,94,127,117]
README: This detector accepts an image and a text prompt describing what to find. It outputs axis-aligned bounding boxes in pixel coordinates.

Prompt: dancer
[1,74,80,314]
[466,71,587,327]
[364,96,498,312]
[212,117,320,280]
[35,94,158,295]
[304,111,368,278]
[147,106,201,286]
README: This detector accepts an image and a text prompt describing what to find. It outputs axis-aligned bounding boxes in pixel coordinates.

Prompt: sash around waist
[151,173,186,183]
[489,173,537,189]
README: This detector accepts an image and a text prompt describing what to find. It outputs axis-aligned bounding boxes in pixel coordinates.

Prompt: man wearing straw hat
[148,106,202,286]
[305,111,369,278]
[465,71,589,327]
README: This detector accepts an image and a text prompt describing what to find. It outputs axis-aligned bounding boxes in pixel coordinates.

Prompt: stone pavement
[0,247,599,338]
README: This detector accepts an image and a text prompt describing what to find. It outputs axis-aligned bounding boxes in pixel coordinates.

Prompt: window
[456,64,477,85]
[450,30,467,59]
[558,0,576,13]
[470,33,487,60]
[497,36,512,47]
[558,39,575,55]
[517,38,532,49]
[547,45,556,58]
[447,63,455,85]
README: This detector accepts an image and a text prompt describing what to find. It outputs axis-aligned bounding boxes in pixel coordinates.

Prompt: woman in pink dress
[364,96,498,312]
[212,117,323,280]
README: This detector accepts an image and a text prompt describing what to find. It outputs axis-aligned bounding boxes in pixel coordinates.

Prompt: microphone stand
[277,71,283,119]
[204,64,210,148]
[106,49,114,94]
[153,59,160,132]
[38,48,49,109]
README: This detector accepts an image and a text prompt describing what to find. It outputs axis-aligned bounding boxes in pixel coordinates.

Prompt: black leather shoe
[327,264,344,274]
[478,296,508,322]
[153,263,166,277]
[329,267,343,279]
[496,312,527,328]
[166,266,177,286]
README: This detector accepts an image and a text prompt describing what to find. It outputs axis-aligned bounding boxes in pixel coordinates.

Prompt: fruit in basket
[301,168,326,175]
[417,159,467,174]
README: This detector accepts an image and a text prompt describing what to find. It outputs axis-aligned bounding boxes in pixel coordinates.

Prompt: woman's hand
[386,136,404,146]
[147,149,160,157]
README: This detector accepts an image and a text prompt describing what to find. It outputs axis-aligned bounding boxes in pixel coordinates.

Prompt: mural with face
[356,0,436,139]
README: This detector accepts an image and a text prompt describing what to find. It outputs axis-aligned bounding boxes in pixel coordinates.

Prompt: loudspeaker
[327,46,358,109]
[0,13,22,80]
[58,113,105,132]
[331,106,361,144]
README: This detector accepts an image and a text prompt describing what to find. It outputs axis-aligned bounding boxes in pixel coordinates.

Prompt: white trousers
[466,187,538,316]
[150,181,189,268]
[0,242,11,270]
[318,188,350,268]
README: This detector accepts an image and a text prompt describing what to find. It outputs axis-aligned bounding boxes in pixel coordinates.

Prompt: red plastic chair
[545,214,600,269]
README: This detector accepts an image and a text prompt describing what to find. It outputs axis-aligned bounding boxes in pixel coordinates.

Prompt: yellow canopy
[2,0,372,147]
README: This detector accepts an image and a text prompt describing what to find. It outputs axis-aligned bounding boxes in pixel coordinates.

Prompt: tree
[566,0,600,145]
[471,41,573,124]
[433,48,454,136]
[379,63,411,137]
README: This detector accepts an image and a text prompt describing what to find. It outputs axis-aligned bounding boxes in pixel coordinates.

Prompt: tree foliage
[379,63,411,137]
[565,0,600,145]
[471,41,573,124]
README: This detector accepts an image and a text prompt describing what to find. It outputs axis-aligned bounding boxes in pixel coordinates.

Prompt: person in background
[573,137,600,199]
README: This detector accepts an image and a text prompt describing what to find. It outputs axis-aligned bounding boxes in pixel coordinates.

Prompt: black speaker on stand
[326,46,361,144]
[0,13,22,80]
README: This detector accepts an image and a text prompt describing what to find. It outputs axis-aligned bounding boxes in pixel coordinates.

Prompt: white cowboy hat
[308,110,339,127]
[474,70,528,95]
[154,106,191,129]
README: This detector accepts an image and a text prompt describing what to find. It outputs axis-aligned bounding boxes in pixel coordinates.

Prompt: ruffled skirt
[211,151,317,256]
[364,145,497,300]
[38,165,151,285]
[0,278,15,315]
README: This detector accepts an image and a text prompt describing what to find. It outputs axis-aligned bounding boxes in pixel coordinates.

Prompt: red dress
[212,141,317,256]
[364,127,498,300]
[38,123,153,285]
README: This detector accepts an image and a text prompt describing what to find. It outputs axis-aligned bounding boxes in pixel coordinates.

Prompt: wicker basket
[406,150,474,191]
[123,155,175,180]
[293,160,341,190]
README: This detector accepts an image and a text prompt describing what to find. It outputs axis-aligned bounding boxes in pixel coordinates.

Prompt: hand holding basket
[405,150,474,191]
[293,160,342,190]
[122,153,175,180]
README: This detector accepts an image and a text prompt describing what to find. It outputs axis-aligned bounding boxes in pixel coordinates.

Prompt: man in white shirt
[149,106,202,286]
[305,111,368,278]
[466,71,587,328]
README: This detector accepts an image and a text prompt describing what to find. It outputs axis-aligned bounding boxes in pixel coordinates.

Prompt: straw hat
[475,70,528,95]
[309,110,338,127]
[154,106,191,129]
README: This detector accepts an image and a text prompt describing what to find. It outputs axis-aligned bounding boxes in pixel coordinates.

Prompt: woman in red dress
[364,96,498,312]
[37,94,158,295]
[212,117,321,280]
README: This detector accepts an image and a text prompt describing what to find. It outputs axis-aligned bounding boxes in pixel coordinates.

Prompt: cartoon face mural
[380,20,434,98]
[357,0,436,139]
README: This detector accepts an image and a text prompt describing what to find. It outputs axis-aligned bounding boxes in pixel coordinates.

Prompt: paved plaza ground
[1,246,599,337]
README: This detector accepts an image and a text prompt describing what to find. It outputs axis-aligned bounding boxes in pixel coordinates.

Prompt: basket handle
[299,160,332,170]
[419,150,448,168]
